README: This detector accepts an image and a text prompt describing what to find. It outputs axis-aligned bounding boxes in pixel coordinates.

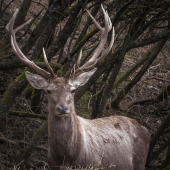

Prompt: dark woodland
[0,0,170,169]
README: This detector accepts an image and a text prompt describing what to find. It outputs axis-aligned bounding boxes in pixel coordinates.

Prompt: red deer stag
[6,5,150,170]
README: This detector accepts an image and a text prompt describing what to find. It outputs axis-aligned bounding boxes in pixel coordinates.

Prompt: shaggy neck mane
[48,102,79,159]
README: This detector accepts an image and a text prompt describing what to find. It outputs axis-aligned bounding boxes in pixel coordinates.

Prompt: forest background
[0,0,170,169]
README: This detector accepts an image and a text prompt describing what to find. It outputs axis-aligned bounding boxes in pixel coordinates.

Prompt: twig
[119,106,153,131]
[16,140,47,151]
[151,137,170,162]
[0,161,10,165]
[17,8,44,42]
[0,53,14,60]
[8,110,47,120]
[24,127,25,149]
[15,120,48,164]
[14,160,24,170]
[92,83,106,98]
[32,0,66,18]
[127,97,155,107]
[146,112,170,165]
[0,136,47,151]
[0,0,14,18]
[147,76,170,83]
[0,137,17,145]
[31,0,48,12]
[87,83,106,110]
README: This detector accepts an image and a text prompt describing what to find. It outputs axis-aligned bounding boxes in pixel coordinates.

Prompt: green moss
[2,51,46,104]
[34,54,44,62]
[24,85,34,94]
[155,2,162,8]
[97,59,106,68]
[112,76,120,88]
[9,110,21,117]
[80,112,89,118]
[17,67,31,81]
[19,148,27,155]
[163,166,170,170]
[2,67,31,104]
[30,23,36,31]
[0,51,6,57]
[0,36,9,57]
[77,93,92,118]
[75,29,97,48]
[9,110,20,114]
[57,65,67,77]
[65,5,75,16]
[145,51,152,57]
[30,87,37,105]
[2,90,10,104]
[160,70,167,73]
[80,93,89,103]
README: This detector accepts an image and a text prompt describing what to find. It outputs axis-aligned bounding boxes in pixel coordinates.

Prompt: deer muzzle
[57,105,68,114]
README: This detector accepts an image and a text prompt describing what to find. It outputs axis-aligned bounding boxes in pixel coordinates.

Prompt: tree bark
[98,24,132,116]
[15,0,32,27]
[146,112,170,166]
[112,38,168,108]
[9,110,47,120]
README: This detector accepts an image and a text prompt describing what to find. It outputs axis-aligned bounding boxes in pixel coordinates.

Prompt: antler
[6,9,55,79]
[70,4,115,77]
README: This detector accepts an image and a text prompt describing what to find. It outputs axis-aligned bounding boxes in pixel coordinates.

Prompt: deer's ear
[69,68,96,88]
[25,71,49,90]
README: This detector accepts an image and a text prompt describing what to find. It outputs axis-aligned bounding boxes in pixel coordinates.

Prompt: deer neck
[48,103,79,157]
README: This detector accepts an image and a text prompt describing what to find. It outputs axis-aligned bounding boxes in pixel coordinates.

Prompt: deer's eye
[71,89,76,93]
[47,90,52,94]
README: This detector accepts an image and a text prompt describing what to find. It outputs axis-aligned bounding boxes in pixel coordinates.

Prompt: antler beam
[6,9,55,79]
[72,4,115,77]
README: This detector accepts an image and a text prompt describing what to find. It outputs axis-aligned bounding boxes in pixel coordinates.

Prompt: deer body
[46,78,150,170]
[6,5,150,170]
[48,115,150,170]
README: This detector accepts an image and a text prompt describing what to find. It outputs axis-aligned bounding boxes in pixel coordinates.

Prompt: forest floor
[0,0,170,170]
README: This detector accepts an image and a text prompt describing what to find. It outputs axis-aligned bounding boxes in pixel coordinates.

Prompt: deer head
[6,5,115,118]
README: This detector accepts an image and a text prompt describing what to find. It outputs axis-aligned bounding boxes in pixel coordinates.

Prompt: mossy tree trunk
[0,69,29,119]
[31,89,44,114]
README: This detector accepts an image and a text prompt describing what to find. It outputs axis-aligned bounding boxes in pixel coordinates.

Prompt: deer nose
[57,106,68,114]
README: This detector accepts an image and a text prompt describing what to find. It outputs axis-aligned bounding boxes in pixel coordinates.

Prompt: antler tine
[85,9,103,31]
[6,9,55,79]
[75,49,82,69]
[97,26,115,63]
[101,5,111,32]
[73,5,114,77]
[67,49,82,79]
[105,10,112,31]
[42,48,55,78]
[6,9,18,34]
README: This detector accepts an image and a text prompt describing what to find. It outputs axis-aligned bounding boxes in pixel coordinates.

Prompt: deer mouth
[58,110,68,115]
[56,112,69,118]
